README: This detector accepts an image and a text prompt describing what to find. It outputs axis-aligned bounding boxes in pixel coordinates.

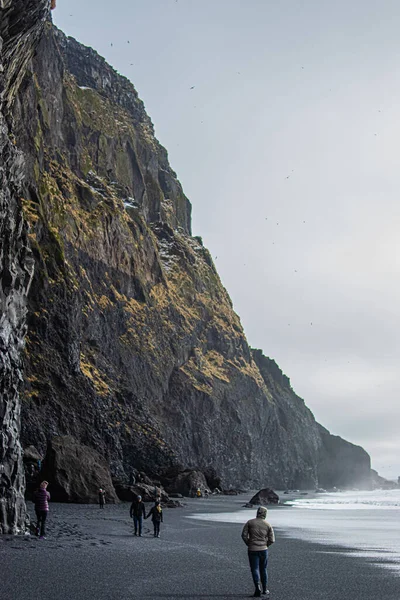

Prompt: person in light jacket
[241,506,275,597]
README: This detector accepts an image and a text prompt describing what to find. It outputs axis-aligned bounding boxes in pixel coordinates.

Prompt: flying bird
[190,86,195,89]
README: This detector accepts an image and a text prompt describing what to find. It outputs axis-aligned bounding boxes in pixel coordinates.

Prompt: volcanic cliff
[0,0,48,533]
[1,1,371,524]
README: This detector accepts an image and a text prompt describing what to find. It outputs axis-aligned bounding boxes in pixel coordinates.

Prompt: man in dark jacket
[145,499,163,538]
[241,506,275,597]
[130,495,146,536]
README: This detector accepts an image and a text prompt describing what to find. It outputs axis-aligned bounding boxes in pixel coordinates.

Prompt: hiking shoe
[262,591,270,597]
[253,585,261,597]
[39,536,46,540]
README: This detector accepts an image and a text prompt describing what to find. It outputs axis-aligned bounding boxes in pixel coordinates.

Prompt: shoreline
[2,495,399,600]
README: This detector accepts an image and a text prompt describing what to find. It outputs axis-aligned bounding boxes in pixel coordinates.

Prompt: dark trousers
[36,510,48,537]
[248,549,268,590]
[133,516,143,535]
[153,520,160,537]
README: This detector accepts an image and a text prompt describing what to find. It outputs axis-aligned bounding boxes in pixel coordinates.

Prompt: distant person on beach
[146,499,163,538]
[130,494,146,536]
[98,488,106,509]
[33,481,50,539]
[241,506,275,597]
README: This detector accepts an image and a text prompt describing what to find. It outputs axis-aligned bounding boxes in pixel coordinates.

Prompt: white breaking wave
[285,489,400,510]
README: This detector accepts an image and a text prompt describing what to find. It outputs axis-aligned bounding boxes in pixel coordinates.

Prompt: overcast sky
[53,0,400,480]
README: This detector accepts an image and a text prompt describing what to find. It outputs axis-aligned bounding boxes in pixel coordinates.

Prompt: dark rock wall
[317,425,371,489]
[253,353,371,489]
[0,0,48,533]
[8,20,371,494]
[252,351,321,488]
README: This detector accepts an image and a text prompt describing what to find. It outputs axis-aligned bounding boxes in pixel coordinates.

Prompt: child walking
[146,499,163,537]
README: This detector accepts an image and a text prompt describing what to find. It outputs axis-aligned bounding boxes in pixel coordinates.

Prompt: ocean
[189,490,400,575]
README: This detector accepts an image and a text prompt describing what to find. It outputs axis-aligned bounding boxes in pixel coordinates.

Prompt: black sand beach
[1,495,399,600]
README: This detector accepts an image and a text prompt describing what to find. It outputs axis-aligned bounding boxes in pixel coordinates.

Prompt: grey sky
[54,0,400,480]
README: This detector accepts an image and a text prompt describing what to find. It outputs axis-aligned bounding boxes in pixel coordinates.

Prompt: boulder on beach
[112,480,135,502]
[40,436,118,503]
[131,483,168,503]
[249,488,279,505]
[165,499,185,508]
[202,466,222,491]
[113,477,169,502]
[161,467,209,497]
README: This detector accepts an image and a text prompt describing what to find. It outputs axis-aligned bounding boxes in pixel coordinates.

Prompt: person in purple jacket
[34,480,50,539]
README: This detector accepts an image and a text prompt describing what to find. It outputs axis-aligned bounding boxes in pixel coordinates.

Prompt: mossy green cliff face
[12,23,371,492]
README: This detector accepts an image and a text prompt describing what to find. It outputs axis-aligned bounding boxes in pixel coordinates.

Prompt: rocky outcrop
[249,488,279,506]
[2,14,372,502]
[370,469,398,490]
[161,468,209,497]
[39,435,118,503]
[254,353,371,489]
[317,425,371,489]
[113,480,168,502]
[0,0,48,534]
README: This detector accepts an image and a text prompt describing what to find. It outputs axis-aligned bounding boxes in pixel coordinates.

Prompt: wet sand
[1,494,399,600]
